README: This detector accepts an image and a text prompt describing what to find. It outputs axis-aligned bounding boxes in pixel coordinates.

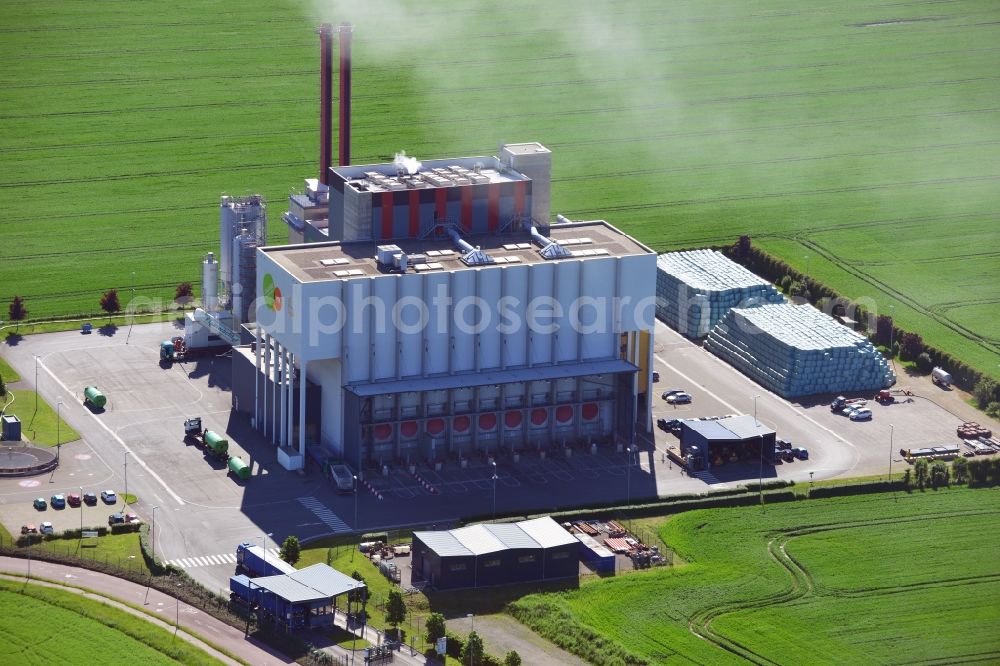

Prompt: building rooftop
[331,156,528,195]
[262,220,653,283]
[414,517,575,558]
[685,414,775,440]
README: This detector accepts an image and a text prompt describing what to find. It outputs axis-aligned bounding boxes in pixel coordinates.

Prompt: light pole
[79,485,83,534]
[34,355,39,411]
[888,304,895,365]
[175,581,182,635]
[260,532,273,572]
[758,434,765,511]
[888,424,894,483]
[490,461,498,523]
[123,452,129,509]
[753,394,761,427]
[625,446,633,507]
[56,400,63,462]
[353,474,359,528]
[151,506,159,559]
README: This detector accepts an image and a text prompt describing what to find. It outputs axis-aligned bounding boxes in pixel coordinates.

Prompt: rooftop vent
[531,225,572,260]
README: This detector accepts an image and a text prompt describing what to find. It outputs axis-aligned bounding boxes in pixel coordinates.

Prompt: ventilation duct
[530,225,572,259]
[447,227,495,266]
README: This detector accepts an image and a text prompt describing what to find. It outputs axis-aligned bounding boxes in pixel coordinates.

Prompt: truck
[159,308,241,364]
[322,461,356,494]
[931,367,953,388]
[235,542,296,578]
[183,417,229,457]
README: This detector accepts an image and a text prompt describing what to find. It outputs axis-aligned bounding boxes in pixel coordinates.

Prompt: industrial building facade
[412,517,579,590]
[234,143,656,472]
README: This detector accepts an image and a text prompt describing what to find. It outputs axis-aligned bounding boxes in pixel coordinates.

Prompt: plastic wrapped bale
[655,250,784,338]
[704,303,896,398]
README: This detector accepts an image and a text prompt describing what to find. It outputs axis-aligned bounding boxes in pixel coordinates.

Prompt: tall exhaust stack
[338,22,353,166]
[317,23,334,185]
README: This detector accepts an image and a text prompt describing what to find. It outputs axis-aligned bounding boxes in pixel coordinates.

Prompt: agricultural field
[1,0,998,377]
[0,578,222,665]
[510,487,1000,665]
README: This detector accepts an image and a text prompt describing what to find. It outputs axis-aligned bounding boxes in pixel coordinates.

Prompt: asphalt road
[0,320,970,596]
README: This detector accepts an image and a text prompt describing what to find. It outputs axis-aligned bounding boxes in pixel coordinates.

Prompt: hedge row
[729,239,999,396]
[807,480,906,498]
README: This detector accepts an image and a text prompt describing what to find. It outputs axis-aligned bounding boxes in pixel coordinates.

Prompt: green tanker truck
[83,386,107,409]
[203,430,229,458]
[227,457,251,481]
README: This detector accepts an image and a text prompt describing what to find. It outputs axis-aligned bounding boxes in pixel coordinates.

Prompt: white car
[39,521,55,535]
[100,489,117,504]
[849,408,873,421]
[666,392,693,405]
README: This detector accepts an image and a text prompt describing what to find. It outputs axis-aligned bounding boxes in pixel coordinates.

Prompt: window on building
[484,558,501,568]
[450,562,467,572]
[552,551,570,560]
[517,555,536,564]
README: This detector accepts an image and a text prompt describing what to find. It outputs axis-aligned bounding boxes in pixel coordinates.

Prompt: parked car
[51,494,66,509]
[67,493,81,507]
[849,408,873,422]
[125,513,141,524]
[100,490,117,504]
[656,417,669,432]
[666,419,684,433]
[776,438,792,450]
[83,491,98,505]
[33,497,47,510]
[792,447,809,460]
[108,512,125,525]
[652,371,660,383]
[666,392,693,405]
[660,389,685,400]
[39,522,55,535]
[21,524,38,535]
[841,406,858,416]
[779,449,795,463]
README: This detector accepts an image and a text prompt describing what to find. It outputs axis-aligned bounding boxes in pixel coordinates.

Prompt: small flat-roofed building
[412,516,578,590]
[680,415,775,470]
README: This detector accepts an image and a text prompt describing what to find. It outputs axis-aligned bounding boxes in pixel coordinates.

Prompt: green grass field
[0,578,222,665]
[510,487,1000,665]
[1,0,998,377]
[3,390,80,446]
[0,355,22,384]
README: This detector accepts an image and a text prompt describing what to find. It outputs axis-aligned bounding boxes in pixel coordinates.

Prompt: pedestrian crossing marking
[297,496,351,533]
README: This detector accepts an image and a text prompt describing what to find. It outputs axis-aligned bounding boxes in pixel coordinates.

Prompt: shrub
[951,457,969,485]
[100,289,121,319]
[930,461,950,488]
[174,282,194,304]
[985,402,1000,419]
[8,296,28,324]
[279,535,301,564]
[779,275,793,292]
[426,612,446,644]
[973,378,998,409]
[915,352,933,373]
[899,332,923,361]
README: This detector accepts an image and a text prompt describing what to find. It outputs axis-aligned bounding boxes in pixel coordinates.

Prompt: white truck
[931,367,953,388]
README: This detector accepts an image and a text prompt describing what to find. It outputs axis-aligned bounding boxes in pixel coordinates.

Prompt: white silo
[202,252,219,312]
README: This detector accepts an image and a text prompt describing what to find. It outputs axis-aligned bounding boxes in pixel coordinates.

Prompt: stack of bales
[704,303,896,398]
[655,250,784,338]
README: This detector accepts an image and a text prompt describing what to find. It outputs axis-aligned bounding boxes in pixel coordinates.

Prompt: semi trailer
[236,542,296,578]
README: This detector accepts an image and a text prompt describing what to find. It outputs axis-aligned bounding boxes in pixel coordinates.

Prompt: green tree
[951,457,969,485]
[461,631,484,666]
[426,612,446,645]
[779,275,792,292]
[913,458,929,489]
[915,352,933,373]
[899,332,923,361]
[8,296,28,331]
[902,468,912,489]
[100,289,120,321]
[174,282,194,304]
[504,650,522,666]
[973,378,998,409]
[279,535,301,564]
[0,373,6,397]
[384,589,407,631]
[986,402,1000,419]
[930,461,950,488]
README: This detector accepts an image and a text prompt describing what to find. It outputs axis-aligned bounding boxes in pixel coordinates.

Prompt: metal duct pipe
[317,23,334,185]
[529,225,551,247]
[447,226,477,255]
[338,22,353,166]
[530,225,572,259]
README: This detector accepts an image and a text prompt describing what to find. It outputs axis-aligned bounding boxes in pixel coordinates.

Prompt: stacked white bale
[704,303,896,398]
[655,250,784,338]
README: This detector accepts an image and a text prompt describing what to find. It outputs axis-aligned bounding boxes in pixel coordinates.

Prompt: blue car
[50,494,66,509]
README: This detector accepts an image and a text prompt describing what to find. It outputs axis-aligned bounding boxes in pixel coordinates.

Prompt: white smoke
[394,151,421,175]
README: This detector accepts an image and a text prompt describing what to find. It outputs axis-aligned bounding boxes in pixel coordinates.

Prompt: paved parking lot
[1,320,987,593]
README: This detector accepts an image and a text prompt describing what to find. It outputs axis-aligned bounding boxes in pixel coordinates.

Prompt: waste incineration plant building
[232,143,658,472]
[411,516,579,590]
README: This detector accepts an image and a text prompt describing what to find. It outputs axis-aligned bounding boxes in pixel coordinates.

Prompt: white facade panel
[617,253,657,332]
[304,280,343,359]
[399,274,425,378]
[477,267,502,371]
[308,358,343,455]
[425,272,450,374]
[502,265,529,368]
[451,271,476,373]
[554,261,581,363]
[579,257,616,360]
[372,277,397,380]
[343,280,372,383]
[527,263,554,366]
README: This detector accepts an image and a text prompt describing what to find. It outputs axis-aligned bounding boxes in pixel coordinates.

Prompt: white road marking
[297,496,351,533]
[37,357,184,506]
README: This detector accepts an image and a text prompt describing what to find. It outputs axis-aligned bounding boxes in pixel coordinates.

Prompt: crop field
[509,487,1000,665]
[1,0,998,377]
[0,578,221,665]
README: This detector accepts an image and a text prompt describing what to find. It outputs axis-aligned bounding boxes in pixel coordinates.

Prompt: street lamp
[625,446,634,507]
[79,486,83,534]
[260,532,273,572]
[175,581,182,635]
[34,355,39,411]
[123,452,129,509]
[353,475,359,528]
[758,434,765,512]
[888,424,894,483]
[753,394,760,427]
[491,461,498,523]
[56,400,63,462]
[151,506,159,559]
